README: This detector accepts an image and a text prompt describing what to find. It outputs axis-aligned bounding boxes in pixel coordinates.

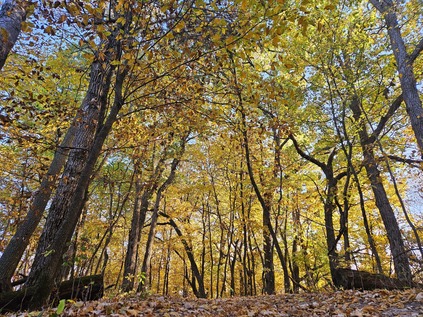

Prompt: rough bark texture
[370,0,423,155]
[0,126,75,293]
[0,0,28,70]
[350,96,412,283]
[24,56,113,308]
[21,21,131,305]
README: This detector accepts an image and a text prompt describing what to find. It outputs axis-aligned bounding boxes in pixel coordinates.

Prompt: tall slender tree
[370,0,423,155]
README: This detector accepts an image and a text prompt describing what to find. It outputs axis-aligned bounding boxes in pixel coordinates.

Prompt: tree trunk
[24,36,128,308]
[138,158,181,292]
[334,268,422,290]
[240,109,275,294]
[262,197,275,295]
[370,0,423,155]
[24,58,113,307]
[289,134,346,287]
[121,154,169,292]
[0,127,75,292]
[0,275,103,312]
[121,174,150,292]
[0,0,29,70]
[162,213,207,298]
[349,95,411,283]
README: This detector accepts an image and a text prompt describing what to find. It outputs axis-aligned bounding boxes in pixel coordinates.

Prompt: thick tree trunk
[350,96,412,283]
[24,33,128,308]
[370,0,423,155]
[0,0,29,70]
[24,57,114,308]
[0,127,75,292]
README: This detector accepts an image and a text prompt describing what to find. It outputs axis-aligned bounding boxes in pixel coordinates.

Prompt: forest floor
[3,288,423,316]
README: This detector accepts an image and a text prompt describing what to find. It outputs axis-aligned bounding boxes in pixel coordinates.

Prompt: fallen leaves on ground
[5,289,423,316]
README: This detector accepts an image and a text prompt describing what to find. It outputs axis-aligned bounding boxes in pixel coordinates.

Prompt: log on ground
[334,268,422,290]
[0,274,104,313]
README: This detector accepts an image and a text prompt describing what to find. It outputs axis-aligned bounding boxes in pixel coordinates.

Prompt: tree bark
[0,0,29,70]
[24,29,128,307]
[349,95,412,283]
[0,126,75,292]
[24,59,113,307]
[370,0,423,155]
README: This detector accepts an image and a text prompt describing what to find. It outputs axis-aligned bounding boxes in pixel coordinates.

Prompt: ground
[3,289,423,316]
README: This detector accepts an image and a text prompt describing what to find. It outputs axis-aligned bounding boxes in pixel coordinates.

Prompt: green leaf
[56,299,66,314]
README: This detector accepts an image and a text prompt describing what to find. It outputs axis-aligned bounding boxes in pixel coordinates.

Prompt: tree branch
[409,37,423,64]
[368,93,403,143]
[288,134,328,172]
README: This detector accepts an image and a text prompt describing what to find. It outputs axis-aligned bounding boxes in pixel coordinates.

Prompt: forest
[0,0,422,314]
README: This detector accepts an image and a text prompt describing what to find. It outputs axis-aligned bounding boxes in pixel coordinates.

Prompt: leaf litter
[4,289,422,316]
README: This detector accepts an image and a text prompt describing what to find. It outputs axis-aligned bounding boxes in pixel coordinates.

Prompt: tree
[349,95,411,282]
[0,48,86,292]
[0,0,31,70]
[1,0,422,309]
[289,135,348,287]
[24,3,130,306]
[370,0,423,155]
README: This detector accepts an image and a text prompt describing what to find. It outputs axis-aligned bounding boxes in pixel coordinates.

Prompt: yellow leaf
[116,17,126,25]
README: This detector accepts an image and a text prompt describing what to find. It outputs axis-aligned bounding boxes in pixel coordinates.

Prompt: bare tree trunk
[0,0,30,70]
[370,0,423,155]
